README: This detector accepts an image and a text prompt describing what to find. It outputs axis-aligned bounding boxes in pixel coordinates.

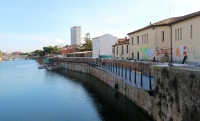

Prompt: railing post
[110,62,111,72]
[112,62,114,73]
[118,64,120,76]
[109,62,111,71]
[116,63,117,74]
[149,69,152,90]
[141,69,143,87]
[134,67,136,85]
[125,65,127,79]
[122,64,123,77]
[112,62,113,73]
[129,66,131,82]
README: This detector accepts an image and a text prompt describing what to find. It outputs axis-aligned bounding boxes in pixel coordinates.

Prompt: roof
[92,34,117,39]
[115,38,129,45]
[127,10,200,35]
[66,51,92,55]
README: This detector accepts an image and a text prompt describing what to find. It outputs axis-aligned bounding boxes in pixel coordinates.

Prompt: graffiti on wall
[139,47,152,59]
[173,46,187,59]
[155,47,172,56]
[138,45,200,61]
[154,47,172,62]
[173,46,199,59]
[186,46,199,59]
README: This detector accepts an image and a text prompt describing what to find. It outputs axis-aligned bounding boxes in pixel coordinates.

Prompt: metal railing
[51,57,154,91]
[101,62,154,91]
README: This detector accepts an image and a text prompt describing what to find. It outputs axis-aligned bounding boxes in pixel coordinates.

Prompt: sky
[0,0,199,52]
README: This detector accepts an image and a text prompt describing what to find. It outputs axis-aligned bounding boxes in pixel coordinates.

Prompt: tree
[33,50,44,56]
[43,46,60,55]
[81,32,92,51]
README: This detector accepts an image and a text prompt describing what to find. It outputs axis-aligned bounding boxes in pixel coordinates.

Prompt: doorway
[137,52,139,60]
[132,53,134,59]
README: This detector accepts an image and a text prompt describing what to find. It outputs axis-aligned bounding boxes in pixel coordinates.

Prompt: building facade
[126,11,200,64]
[112,38,129,60]
[92,34,117,59]
[71,26,82,45]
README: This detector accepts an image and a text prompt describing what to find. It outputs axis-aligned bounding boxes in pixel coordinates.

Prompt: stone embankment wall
[154,66,200,121]
[51,57,200,121]
[57,61,155,120]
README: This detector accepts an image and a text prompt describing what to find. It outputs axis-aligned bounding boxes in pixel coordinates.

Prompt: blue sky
[0,0,199,52]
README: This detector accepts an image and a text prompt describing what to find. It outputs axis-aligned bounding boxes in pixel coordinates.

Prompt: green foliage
[81,32,92,51]
[33,50,44,56]
[43,46,60,55]
[32,46,60,57]
[19,53,29,55]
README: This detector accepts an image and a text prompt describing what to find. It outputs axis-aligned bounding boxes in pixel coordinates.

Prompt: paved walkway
[98,65,154,91]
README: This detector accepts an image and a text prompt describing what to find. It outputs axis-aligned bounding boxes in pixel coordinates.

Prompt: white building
[71,26,82,45]
[92,34,117,59]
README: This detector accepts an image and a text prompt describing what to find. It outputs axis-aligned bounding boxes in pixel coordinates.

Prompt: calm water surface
[0,60,153,121]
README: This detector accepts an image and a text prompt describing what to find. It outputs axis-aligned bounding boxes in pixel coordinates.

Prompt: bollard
[134,67,136,84]
[129,66,131,82]
[141,69,143,87]
[149,69,152,90]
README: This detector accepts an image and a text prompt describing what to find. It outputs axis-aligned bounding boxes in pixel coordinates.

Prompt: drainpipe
[169,25,172,63]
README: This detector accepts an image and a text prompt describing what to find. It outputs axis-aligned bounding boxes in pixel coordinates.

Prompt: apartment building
[112,37,129,60]
[92,34,117,59]
[127,11,200,63]
[71,26,82,45]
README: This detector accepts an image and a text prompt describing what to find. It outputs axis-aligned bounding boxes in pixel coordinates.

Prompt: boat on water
[38,64,44,69]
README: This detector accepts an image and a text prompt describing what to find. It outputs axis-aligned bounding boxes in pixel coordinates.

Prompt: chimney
[125,36,127,40]
[150,22,151,25]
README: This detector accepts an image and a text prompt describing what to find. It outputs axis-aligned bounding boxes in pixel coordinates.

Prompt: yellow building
[112,38,129,60]
[127,11,200,64]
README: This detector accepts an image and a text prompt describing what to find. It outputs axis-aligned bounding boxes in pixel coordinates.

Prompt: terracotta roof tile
[127,10,200,35]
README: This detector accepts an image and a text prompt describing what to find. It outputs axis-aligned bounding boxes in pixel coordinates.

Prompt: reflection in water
[57,69,153,121]
[0,60,152,121]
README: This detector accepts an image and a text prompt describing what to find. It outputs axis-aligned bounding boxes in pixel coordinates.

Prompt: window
[137,36,139,45]
[191,25,193,38]
[162,31,164,41]
[180,28,182,40]
[175,29,177,41]
[144,34,146,43]
[117,46,118,55]
[132,37,133,45]
[122,46,123,55]
[142,35,143,44]
[178,29,179,40]
[147,34,148,43]
[127,45,128,53]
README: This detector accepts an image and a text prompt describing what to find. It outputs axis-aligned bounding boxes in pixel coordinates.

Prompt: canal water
[0,60,153,121]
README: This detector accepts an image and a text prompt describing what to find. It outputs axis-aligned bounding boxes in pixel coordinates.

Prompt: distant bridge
[2,55,28,60]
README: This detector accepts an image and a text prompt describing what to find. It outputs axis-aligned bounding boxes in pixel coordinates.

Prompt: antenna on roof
[169,5,173,18]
